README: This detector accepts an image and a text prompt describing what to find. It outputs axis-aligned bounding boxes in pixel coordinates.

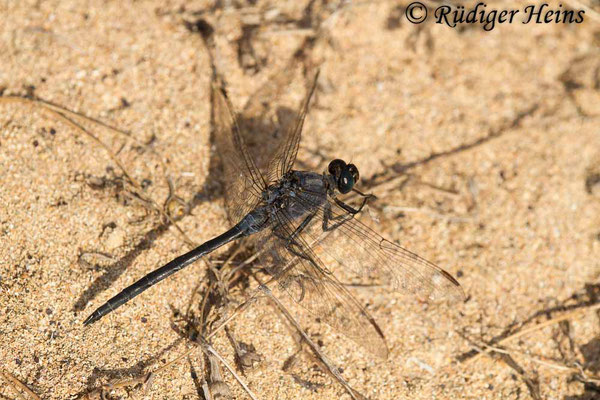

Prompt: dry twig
[0,370,41,400]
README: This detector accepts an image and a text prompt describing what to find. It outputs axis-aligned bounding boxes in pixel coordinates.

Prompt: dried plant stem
[205,292,261,340]
[0,370,41,400]
[202,340,261,400]
[464,302,600,366]
[255,282,366,400]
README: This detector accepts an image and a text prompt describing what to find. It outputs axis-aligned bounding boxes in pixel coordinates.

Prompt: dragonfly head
[328,159,359,194]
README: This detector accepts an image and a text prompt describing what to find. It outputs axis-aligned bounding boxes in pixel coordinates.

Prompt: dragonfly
[83,69,464,358]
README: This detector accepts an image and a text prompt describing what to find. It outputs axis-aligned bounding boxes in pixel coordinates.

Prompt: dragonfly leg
[271,214,322,298]
[273,213,315,254]
[322,201,352,232]
[289,213,315,241]
[352,187,376,201]
[333,194,371,215]
[273,214,322,268]
[321,192,374,232]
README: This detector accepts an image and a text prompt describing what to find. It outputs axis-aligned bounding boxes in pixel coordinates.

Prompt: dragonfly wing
[211,76,266,223]
[254,207,389,358]
[264,70,320,184]
[291,192,465,302]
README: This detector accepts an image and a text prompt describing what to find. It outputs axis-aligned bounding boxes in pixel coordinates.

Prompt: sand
[1,0,600,399]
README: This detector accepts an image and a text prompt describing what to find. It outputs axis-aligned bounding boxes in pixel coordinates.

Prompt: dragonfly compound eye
[337,169,355,194]
[328,159,346,178]
[347,163,359,182]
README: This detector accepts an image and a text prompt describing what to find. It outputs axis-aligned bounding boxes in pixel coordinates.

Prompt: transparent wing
[234,61,304,177]
[250,183,463,357]
[212,59,314,223]
[254,209,389,358]
[291,189,465,302]
[264,70,320,185]
[211,77,266,223]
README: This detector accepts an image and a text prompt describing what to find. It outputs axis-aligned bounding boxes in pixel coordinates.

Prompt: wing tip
[434,268,467,302]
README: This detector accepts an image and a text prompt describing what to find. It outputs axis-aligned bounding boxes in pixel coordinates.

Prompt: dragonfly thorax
[261,171,329,220]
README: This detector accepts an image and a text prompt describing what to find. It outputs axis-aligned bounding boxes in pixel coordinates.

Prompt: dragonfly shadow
[73,224,169,312]
[74,85,299,314]
[235,107,298,178]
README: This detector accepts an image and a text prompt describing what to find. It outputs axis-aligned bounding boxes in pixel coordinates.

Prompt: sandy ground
[1,1,600,399]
